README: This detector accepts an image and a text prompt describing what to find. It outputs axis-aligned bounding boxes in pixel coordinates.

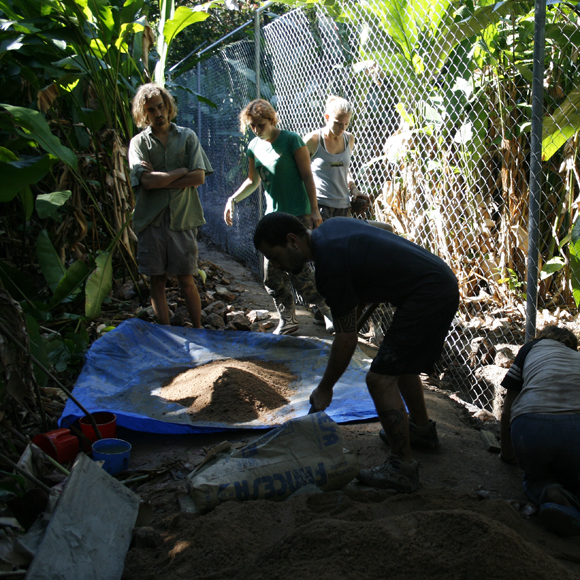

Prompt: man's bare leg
[398,374,429,426]
[150,274,170,325]
[366,371,412,462]
[177,274,202,329]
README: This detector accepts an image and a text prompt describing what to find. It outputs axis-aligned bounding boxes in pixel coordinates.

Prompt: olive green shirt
[128,123,213,233]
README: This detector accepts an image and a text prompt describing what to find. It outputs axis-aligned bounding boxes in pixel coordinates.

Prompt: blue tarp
[60,318,378,433]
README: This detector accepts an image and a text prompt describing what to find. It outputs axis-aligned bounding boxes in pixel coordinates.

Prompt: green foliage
[0,0,225,383]
[35,191,72,221]
[498,268,527,301]
[36,230,66,293]
[569,218,580,307]
[85,251,113,319]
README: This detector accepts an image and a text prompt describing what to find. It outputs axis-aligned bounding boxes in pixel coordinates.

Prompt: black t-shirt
[310,218,458,318]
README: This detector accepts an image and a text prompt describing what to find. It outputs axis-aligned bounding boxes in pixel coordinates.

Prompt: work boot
[379,417,439,450]
[313,304,334,334]
[539,503,580,537]
[357,455,421,493]
[540,484,580,510]
[273,306,299,335]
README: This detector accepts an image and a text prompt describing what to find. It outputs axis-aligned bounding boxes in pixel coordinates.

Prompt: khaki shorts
[137,211,198,276]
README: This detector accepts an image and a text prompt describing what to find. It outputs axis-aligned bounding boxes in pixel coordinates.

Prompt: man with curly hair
[501,325,580,537]
[128,83,213,327]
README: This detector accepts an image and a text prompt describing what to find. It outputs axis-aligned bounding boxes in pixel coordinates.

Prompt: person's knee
[366,371,398,396]
[150,275,167,291]
[177,275,198,292]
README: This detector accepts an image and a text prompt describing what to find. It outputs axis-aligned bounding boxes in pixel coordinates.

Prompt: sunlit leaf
[163,6,210,48]
[542,86,580,161]
[540,257,565,280]
[85,251,113,319]
[48,259,91,309]
[0,104,78,169]
[36,190,72,220]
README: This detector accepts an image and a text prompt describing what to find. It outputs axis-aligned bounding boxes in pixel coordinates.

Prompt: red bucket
[32,428,79,463]
[79,412,117,443]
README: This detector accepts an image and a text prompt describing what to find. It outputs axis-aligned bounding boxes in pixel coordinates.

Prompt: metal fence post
[525,0,547,342]
[255,6,264,280]
[197,60,202,136]
[255,9,261,100]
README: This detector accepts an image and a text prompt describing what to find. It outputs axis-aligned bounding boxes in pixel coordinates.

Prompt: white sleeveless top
[311,130,351,209]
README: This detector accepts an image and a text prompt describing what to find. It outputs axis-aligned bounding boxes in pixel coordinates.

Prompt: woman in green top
[224,99,333,335]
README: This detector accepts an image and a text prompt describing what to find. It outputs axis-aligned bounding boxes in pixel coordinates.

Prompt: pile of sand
[122,488,579,580]
[159,359,297,423]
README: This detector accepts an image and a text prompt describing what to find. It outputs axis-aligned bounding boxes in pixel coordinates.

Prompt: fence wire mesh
[175,2,580,416]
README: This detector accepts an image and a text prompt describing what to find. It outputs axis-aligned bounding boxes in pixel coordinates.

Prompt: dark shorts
[137,211,198,276]
[370,283,459,376]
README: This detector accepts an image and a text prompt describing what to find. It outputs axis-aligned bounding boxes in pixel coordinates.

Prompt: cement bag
[187,411,359,512]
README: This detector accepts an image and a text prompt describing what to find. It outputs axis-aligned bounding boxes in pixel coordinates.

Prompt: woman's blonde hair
[325,95,352,117]
[536,325,578,350]
[239,99,279,132]
[132,83,178,129]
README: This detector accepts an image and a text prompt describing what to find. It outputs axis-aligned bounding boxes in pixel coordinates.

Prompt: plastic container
[79,412,117,443]
[32,428,79,463]
[91,438,131,475]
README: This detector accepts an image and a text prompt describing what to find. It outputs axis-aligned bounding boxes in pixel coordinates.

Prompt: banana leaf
[36,229,66,293]
[48,259,91,309]
[85,251,113,319]
[0,155,51,202]
[0,104,78,169]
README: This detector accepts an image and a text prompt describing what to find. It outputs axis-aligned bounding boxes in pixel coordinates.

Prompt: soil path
[120,240,580,580]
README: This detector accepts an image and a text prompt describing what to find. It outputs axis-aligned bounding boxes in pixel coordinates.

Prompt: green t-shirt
[248,130,311,216]
[128,124,213,233]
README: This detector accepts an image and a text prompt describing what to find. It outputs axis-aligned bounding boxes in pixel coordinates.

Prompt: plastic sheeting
[60,318,377,434]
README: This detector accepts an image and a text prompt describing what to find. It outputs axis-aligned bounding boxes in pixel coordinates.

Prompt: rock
[202,312,225,329]
[247,309,270,323]
[495,347,515,368]
[136,306,155,321]
[250,321,268,332]
[474,408,496,423]
[199,291,214,307]
[214,286,237,302]
[204,300,227,316]
[225,312,251,331]
[479,429,501,453]
[170,306,189,327]
[113,281,137,301]
[469,337,496,367]
[228,283,245,293]
[132,527,158,549]
[474,365,507,419]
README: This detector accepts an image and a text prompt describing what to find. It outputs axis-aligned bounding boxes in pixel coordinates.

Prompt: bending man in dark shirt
[254,213,459,493]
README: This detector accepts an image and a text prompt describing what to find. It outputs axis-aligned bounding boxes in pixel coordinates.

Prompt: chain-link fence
[175,1,580,416]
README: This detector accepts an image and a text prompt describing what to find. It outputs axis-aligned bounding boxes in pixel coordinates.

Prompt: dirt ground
[120,239,580,580]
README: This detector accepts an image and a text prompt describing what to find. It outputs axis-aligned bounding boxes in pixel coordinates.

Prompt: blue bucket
[91,438,131,475]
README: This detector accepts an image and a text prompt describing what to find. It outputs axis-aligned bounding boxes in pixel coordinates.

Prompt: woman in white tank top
[304,96,369,221]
